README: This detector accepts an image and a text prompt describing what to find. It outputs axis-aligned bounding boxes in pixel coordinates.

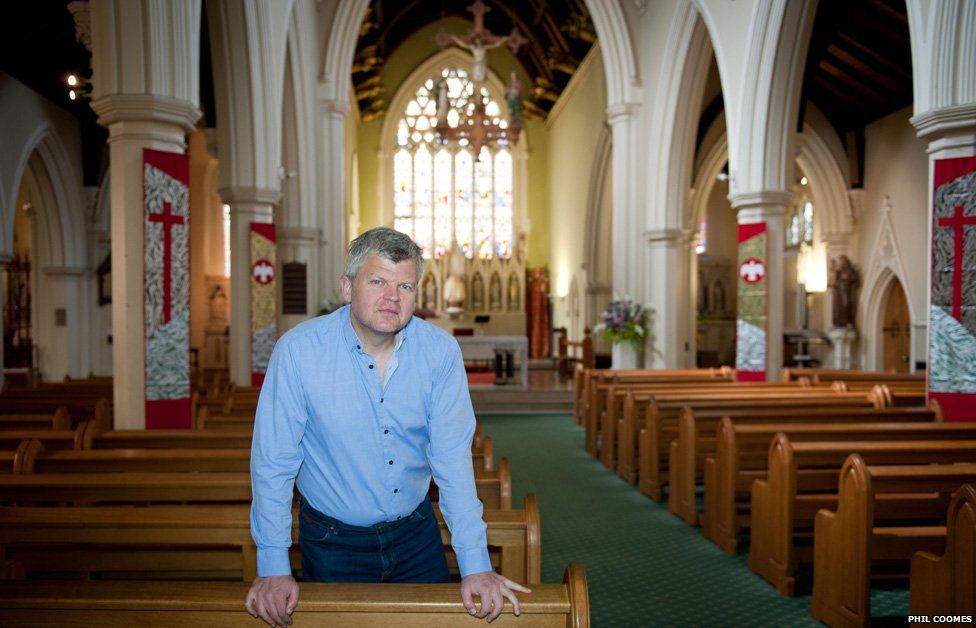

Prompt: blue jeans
[298,495,452,583]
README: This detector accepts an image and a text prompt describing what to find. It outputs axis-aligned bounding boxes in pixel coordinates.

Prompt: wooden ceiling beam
[824,44,906,93]
[819,60,888,102]
[812,75,868,112]
[834,33,911,80]
[866,0,909,26]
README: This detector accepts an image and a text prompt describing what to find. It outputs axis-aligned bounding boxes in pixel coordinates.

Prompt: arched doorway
[881,278,911,372]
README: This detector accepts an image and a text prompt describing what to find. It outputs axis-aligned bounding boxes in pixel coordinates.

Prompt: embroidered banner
[144,149,191,428]
[250,222,277,387]
[928,156,976,422]
[736,222,767,382]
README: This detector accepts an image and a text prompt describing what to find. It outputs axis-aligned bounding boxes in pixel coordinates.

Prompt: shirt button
[380,398,384,403]
[368,364,374,369]
[393,489,398,493]
[388,460,393,465]
[397,515,401,520]
[384,429,389,434]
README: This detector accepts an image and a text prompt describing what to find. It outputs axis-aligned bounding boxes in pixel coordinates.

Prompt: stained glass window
[393,67,514,260]
[694,215,706,255]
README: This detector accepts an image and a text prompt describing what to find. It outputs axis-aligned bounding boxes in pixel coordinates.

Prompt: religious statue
[444,243,467,315]
[208,285,228,324]
[489,272,502,311]
[507,272,521,311]
[527,268,551,358]
[434,0,526,83]
[829,255,859,329]
[506,71,522,125]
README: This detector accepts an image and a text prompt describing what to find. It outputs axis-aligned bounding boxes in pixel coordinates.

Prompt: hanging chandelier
[433,0,526,157]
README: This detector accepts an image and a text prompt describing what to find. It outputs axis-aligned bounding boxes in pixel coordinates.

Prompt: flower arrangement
[594,296,650,350]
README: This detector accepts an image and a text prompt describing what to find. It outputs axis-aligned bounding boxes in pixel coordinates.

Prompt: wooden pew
[810,455,976,627]
[18,444,251,474]
[85,426,255,450]
[910,484,976,617]
[0,421,89,452]
[0,396,110,428]
[781,368,925,384]
[0,562,587,627]
[0,494,539,584]
[668,405,940,525]
[702,419,976,555]
[600,381,821,471]
[0,406,71,431]
[0,461,512,509]
[636,393,879,501]
[750,436,976,595]
[583,368,732,455]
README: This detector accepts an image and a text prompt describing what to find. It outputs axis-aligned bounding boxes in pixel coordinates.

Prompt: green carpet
[477,413,910,627]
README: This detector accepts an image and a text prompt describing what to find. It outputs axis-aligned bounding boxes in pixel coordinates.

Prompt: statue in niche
[471,272,485,311]
[829,255,859,329]
[507,272,520,311]
[209,285,228,324]
[421,273,438,311]
[711,279,726,316]
[443,244,467,315]
[489,273,502,311]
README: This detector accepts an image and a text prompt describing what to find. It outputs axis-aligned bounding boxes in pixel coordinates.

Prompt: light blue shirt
[249,305,491,578]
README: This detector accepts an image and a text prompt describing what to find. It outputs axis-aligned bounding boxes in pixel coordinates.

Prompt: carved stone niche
[204,274,230,369]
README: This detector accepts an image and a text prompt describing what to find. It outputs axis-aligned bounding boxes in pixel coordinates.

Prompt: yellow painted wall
[546,49,607,334]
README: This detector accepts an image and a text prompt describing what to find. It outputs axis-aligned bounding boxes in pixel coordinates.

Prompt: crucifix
[149,200,184,324]
[937,204,976,322]
[435,0,526,82]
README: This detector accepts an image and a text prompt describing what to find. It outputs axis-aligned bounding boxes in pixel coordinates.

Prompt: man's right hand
[245,574,300,626]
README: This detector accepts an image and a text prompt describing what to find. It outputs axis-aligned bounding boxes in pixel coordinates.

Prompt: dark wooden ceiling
[353,0,596,121]
[801,0,912,181]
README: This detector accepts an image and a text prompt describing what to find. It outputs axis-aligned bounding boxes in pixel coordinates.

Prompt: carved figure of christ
[149,200,184,324]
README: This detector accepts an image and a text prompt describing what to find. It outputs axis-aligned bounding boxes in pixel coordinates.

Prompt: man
[245,227,529,626]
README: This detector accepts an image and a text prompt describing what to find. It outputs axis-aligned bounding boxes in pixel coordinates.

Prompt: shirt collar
[340,304,409,353]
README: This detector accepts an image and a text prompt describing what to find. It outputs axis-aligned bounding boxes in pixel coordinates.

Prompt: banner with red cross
[928,156,976,422]
[143,149,191,428]
[736,222,767,382]
[250,222,277,387]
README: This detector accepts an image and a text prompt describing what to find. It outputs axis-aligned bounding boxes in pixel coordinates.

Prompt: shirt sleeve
[426,340,492,577]
[250,337,308,577]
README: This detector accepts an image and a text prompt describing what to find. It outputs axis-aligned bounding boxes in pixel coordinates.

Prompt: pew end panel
[910,484,976,617]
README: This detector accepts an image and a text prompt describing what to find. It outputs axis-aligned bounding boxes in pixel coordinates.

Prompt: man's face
[340,253,418,340]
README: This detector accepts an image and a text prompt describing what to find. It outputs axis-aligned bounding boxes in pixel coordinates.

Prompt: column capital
[219,186,281,207]
[645,228,693,244]
[910,103,976,141]
[727,189,793,211]
[91,94,201,135]
[278,226,321,244]
[606,102,640,125]
[320,96,351,118]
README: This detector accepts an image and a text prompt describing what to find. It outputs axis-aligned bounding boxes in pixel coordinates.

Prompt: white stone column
[730,191,791,381]
[91,97,199,427]
[278,225,320,333]
[317,97,349,303]
[220,187,278,387]
[644,228,696,368]
[606,103,643,299]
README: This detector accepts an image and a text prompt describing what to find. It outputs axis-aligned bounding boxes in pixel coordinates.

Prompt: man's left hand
[460,570,532,623]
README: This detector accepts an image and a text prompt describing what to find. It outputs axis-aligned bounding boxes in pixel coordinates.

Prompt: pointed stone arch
[858,197,917,370]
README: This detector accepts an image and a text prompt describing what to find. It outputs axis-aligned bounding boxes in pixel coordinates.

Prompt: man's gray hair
[345,227,425,282]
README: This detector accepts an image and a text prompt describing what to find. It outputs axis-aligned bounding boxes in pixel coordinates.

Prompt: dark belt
[298,495,431,534]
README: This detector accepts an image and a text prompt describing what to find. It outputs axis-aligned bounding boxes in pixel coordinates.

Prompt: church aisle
[476,413,909,627]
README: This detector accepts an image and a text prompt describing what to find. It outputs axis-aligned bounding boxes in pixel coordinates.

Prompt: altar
[455,335,529,388]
